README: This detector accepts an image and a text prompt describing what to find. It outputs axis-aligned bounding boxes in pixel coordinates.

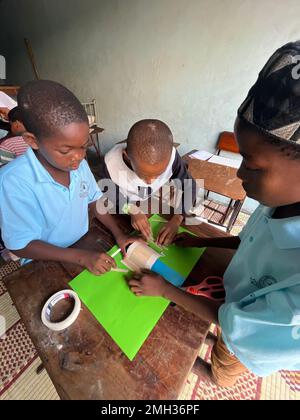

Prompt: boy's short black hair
[8,107,23,123]
[18,80,88,139]
[127,119,173,164]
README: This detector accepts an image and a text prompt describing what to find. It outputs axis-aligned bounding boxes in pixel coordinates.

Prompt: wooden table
[0,86,19,98]
[4,216,234,400]
[184,152,246,232]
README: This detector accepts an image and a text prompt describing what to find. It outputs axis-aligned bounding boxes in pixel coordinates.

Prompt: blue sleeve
[82,159,102,204]
[219,275,300,376]
[0,174,43,250]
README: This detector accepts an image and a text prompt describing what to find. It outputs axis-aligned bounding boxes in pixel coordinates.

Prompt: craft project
[121,241,186,287]
[122,241,161,271]
[70,215,206,360]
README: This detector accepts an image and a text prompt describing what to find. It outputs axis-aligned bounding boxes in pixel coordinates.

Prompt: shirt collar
[25,147,79,185]
[264,207,300,249]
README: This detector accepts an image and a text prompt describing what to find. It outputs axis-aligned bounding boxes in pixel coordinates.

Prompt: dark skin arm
[12,240,116,275]
[90,201,144,254]
[129,271,221,324]
[174,232,241,250]
[13,203,139,275]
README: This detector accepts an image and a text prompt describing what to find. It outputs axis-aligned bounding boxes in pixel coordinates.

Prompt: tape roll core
[41,290,81,331]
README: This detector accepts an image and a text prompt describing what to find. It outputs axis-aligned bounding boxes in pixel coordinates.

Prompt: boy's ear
[22,132,39,150]
[123,148,129,159]
[123,147,132,162]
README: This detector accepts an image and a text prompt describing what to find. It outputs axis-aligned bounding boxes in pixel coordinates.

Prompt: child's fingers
[173,233,189,242]
[140,268,153,275]
[131,286,143,294]
[93,265,107,275]
[161,233,174,246]
[101,254,116,268]
[142,219,151,233]
[139,222,151,241]
[173,233,195,247]
[132,221,149,240]
[157,227,169,245]
[89,268,102,276]
[131,272,142,280]
[95,261,112,274]
[156,227,165,243]
[128,279,141,287]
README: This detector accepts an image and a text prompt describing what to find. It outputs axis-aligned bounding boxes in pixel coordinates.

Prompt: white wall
[2,0,300,154]
[1,0,300,213]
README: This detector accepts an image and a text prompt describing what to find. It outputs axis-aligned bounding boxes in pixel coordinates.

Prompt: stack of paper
[189,150,213,161]
[208,155,241,169]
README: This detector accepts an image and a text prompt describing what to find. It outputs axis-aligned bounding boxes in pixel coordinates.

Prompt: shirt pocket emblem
[80,181,89,198]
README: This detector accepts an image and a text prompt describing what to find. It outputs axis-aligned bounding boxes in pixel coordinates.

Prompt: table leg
[36,363,45,375]
[220,199,233,225]
[226,199,244,232]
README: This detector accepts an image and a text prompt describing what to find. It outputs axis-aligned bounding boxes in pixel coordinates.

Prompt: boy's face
[11,120,25,136]
[235,117,300,207]
[127,151,171,185]
[24,122,90,172]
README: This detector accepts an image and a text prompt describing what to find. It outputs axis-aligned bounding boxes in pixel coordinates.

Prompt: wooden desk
[0,86,19,98]
[4,217,234,400]
[184,153,246,232]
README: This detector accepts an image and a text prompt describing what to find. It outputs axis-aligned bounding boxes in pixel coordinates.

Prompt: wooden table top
[4,216,234,400]
[184,153,246,201]
[0,86,19,97]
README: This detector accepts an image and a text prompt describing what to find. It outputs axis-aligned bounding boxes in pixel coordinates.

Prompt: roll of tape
[41,290,81,331]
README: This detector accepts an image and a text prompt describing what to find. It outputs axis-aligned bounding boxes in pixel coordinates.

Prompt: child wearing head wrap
[128,41,300,387]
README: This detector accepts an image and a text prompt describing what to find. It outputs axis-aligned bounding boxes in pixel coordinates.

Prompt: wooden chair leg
[227,200,244,232]
[220,199,233,225]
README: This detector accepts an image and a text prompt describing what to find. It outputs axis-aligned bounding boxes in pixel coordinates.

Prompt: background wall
[1,0,300,212]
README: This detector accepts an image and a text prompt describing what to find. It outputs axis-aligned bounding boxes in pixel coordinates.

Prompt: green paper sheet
[70,215,205,360]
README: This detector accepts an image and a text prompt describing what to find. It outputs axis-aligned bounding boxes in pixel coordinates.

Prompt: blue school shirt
[219,205,300,377]
[0,148,102,261]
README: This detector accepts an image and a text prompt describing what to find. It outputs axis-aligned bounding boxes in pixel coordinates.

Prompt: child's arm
[89,202,142,254]
[129,271,220,324]
[174,233,241,250]
[13,240,116,275]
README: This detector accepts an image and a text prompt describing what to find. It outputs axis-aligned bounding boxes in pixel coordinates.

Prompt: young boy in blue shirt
[129,41,300,387]
[0,80,136,275]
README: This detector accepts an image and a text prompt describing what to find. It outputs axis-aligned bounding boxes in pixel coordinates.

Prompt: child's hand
[173,232,203,247]
[80,250,116,275]
[156,216,181,246]
[131,213,152,241]
[0,107,9,121]
[116,234,145,256]
[129,270,169,297]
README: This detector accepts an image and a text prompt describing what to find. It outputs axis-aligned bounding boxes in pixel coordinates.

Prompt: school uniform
[0,148,102,263]
[218,205,300,378]
[99,144,197,215]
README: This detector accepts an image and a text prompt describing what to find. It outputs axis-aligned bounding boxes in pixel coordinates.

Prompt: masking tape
[41,290,81,331]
